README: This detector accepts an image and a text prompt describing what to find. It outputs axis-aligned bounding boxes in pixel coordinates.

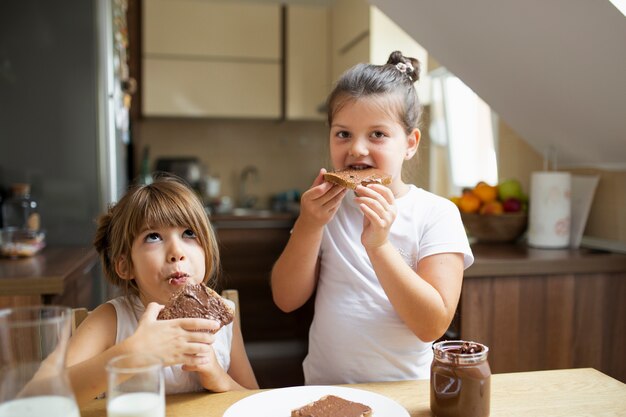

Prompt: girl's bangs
[129,188,203,237]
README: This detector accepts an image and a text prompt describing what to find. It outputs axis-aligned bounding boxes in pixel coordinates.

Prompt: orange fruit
[479,200,504,215]
[472,181,498,204]
[459,191,481,213]
[450,196,461,207]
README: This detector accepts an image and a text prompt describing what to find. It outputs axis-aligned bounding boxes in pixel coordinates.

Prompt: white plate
[223,385,409,417]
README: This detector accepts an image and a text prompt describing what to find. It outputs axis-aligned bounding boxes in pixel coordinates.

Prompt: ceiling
[370,0,626,169]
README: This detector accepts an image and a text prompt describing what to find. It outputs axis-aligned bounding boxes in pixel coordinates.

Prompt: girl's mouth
[168,272,190,286]
[348,164,373,170]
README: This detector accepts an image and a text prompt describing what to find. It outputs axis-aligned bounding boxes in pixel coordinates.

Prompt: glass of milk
[106,353,165,417]
[0,305,79,417]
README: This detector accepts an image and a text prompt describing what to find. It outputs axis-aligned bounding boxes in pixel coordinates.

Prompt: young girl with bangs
[67,175,257,405]
[271,51,474,384]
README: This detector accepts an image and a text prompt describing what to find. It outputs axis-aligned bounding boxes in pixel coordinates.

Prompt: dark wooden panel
[604,272,626,382]
[215,223,311,388]
[545,275,575,369]
[0,295,41,309]
[461,271,626,383]
[518,275,545,371]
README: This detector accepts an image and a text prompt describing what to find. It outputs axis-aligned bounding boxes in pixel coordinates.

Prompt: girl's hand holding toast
[124,302,219,368]
[182,345,232,391]
[299,168,347,228]
[354,184,397,249]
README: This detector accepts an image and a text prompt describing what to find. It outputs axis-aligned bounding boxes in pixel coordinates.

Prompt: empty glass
[106,353,165,417]
[0,305,79,417]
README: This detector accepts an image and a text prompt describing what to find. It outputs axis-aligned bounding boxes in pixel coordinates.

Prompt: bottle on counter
[1,183,40,231]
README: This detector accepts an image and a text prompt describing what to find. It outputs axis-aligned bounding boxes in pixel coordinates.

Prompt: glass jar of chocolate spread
[430,340,491,417]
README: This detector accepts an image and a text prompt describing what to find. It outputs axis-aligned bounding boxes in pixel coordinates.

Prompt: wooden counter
[466,243,626,277]
[80,368,626,417]
[0,246,99,309]
[460,243,626,383]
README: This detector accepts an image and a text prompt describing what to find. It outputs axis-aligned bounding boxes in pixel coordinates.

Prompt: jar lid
[433,340,489,365]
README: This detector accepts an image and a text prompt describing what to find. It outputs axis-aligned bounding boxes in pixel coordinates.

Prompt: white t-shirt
[303,185,473,385]
[108,294,234,394]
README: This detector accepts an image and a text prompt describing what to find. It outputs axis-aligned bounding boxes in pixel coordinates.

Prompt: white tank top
[108,294,234,394]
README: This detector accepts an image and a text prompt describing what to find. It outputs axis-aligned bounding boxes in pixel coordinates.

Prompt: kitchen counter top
[210,209,297,229]
[0,246,97,298]
[80,368,626,417]
[466,243,626,277]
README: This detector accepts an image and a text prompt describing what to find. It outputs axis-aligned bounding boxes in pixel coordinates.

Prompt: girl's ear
[405,128,421,160]
[115,257,134,280]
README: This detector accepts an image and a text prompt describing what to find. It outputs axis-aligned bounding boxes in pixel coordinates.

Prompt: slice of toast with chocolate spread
[157,283,234,332]
[323,168,391,190]
[291,395,372,417]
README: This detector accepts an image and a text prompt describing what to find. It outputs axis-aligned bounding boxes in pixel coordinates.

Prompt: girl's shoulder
[86,301,118,329]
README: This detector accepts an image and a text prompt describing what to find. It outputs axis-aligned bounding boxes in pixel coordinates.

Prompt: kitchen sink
[228,208,276,217]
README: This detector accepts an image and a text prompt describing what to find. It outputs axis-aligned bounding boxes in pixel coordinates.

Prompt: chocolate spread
[157,283,234,332]
[430,340,491,417]
[291,395,372,417]
[323,168,391,190]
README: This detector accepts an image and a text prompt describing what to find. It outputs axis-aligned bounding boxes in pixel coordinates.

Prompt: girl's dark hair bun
[387,50,420,83]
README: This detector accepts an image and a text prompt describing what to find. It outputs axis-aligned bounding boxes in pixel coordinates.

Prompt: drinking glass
[106,353,165,417]
[0,305,79,417]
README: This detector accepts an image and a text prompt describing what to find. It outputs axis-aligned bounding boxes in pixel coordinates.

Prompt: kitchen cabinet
[211,213,313,388]
[460,244,626,383]
[330,0,430,103]
[286,5,330,121]
[142,0,281,118]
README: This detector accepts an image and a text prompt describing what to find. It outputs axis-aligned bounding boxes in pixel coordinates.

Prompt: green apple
[497,179,524,202]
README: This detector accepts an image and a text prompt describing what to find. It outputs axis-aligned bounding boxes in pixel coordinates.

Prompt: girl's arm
[356,184,464,342]
[368,246,464,342]
[271,169,346,312]
[67,302,220,405]
[66,303,120,405]
[189,317,259,391]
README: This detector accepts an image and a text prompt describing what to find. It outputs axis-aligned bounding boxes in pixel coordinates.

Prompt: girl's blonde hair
[93,174,219,296]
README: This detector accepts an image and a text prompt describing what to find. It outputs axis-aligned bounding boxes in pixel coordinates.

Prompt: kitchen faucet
[238,165,259,208]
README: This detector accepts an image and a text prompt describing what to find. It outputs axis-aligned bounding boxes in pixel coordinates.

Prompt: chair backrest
[221,289,241,329]
[72,307,89,334]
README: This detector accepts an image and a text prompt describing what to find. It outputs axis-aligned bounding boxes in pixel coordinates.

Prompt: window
[429,68,498,196]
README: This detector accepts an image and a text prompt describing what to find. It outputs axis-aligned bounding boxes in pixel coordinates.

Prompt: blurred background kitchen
[1,0,625,387]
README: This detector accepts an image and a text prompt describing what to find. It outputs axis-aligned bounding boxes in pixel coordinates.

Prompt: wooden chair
[221,289,241,329]
[71,289,240,334]
[71,307,89,334]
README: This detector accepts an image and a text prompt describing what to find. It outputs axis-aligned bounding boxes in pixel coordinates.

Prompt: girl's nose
[168,242,186,262]
[349,138,369,157]
[169,253,185,262]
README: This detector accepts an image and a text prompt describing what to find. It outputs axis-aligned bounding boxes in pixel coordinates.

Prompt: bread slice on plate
[324,168,391,190]
[291,395,372,417]
[157,283,234,332]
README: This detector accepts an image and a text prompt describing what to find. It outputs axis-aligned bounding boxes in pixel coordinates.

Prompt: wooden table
[0,246,99,309]
[80,368,626,416]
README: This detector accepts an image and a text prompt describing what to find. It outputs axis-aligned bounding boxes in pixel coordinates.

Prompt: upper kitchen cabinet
[330,0,429,103]
[142,0,281,118]
[286,5,330,121]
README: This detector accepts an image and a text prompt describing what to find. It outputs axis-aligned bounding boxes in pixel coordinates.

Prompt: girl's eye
[183,229,197,238]
[371,131,386,139]
[336,130,350,139]
[145,232,161,243]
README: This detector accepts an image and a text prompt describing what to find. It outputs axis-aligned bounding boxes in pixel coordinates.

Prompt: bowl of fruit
[452,179,528,243]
